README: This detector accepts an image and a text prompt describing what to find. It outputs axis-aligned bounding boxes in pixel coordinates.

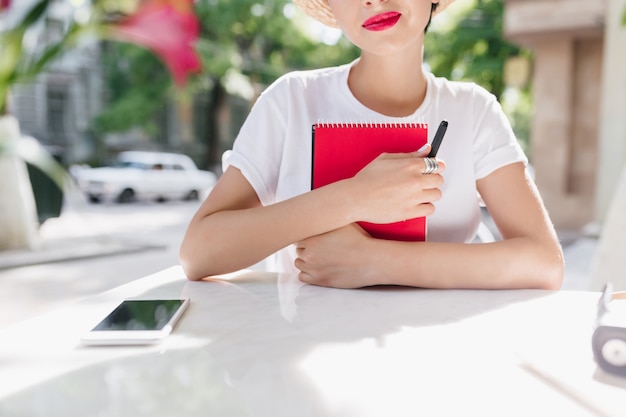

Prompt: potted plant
[0,0,201,250]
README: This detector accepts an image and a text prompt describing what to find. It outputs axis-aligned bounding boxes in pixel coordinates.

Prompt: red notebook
[311,122,428,241]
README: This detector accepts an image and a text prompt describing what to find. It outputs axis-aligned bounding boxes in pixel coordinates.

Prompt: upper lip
[362,11,402,28]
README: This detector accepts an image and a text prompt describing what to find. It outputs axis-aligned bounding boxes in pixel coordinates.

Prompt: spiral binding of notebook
[311,121,429,241]
[315,120,427,129]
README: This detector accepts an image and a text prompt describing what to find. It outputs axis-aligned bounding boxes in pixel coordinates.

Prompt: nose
[362,0,387,6]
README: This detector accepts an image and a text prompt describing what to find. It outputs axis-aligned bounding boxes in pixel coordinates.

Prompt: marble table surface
[0,266,624,417]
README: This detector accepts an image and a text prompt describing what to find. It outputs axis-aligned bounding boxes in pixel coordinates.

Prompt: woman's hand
[346,145,446,225]
[295,224,379,288]
[294,145,445,289]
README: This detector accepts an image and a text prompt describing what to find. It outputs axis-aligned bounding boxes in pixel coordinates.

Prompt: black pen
[428,120,448,157]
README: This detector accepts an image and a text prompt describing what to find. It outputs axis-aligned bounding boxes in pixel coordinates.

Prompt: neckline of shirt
[337,60,433,123]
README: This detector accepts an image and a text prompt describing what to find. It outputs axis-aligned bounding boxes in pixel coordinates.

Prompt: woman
[180,0,564,289]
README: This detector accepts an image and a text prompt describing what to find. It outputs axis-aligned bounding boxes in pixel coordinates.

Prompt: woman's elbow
[183,269,204,282]
[179,234,243,280]
[179,235,212,281]
[181,262,204,281]
[535,245,565,290]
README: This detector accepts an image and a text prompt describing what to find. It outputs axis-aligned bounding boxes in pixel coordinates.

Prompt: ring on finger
[423,157,439,175]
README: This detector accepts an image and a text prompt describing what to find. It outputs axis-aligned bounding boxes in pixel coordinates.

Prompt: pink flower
[0,0,11,12]
[109,0,201,86]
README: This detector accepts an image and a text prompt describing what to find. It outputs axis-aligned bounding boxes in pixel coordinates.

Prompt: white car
[76,151,217,203]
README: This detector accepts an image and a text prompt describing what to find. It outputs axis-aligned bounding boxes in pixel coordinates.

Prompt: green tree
[193,0,357,166]
[94,0,359,168]
[425,0,523,100]
[95,42,170,135]
[424,0,533,150]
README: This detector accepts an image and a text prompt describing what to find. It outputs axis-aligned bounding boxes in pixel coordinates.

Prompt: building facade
[504,0,626,230]
[504,0,605,229]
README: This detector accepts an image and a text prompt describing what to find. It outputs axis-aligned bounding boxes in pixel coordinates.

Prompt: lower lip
[362,14,401,32]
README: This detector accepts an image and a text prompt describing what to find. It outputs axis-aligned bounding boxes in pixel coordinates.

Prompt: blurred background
[1,0,625,327]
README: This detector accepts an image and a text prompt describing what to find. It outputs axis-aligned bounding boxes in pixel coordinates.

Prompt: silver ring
[423,157,439,174]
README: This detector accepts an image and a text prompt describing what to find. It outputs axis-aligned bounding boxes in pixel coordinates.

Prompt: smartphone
[81,298,190,346]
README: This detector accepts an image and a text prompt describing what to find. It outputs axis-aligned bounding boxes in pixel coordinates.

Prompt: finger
[422,188,443,203]
[414,143,431,157]
[415,202,436,217]
[421,157,446,175]
[378,146,429,160]
[298,271,314,284]
[410,190,442,211]
[294,257,304,270]
[437,159,446,173]
[396,144,430,159]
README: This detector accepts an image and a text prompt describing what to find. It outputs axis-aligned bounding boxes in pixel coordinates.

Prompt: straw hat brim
[294,0,455,28]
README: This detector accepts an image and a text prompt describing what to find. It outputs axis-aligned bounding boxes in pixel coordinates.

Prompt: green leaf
[11,10,86,87]
[0,0,52,113]
[0,28,26,84]
[623,5,626,26]
[14,136,70,191]
[14,43,65,84]
[19,0,51,28]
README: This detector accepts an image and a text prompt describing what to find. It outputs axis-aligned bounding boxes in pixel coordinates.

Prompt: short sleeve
[472,89,528,180]
[226,82,288,206]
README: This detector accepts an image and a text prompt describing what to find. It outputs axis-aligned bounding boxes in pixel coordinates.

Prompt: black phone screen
[92,299,186,332]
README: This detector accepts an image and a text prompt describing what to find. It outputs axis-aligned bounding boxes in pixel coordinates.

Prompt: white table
[0,266,624,417]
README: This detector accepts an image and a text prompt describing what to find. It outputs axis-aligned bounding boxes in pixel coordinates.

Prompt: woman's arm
[295,162,564,290]
[179,166,355,280]
[180,148,444,280]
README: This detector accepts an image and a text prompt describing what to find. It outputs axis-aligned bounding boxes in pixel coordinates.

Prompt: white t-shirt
[227,61,527,272]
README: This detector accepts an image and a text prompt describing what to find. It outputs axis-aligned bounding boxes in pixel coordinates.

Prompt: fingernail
[417,144,429,153]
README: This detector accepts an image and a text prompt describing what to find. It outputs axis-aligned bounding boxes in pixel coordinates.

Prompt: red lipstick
[362,12,402,31]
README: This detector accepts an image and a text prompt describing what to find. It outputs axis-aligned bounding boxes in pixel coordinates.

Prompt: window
[47,86,68,146]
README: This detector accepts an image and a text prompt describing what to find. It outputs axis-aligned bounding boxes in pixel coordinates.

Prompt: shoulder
[425,73,505,126]
[427,73,496,104]
[261,64,350,98]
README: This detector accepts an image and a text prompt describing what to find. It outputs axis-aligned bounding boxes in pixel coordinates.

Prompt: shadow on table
[0,271,554,417]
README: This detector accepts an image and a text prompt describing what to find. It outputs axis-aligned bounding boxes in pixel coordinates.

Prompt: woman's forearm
[179,180,356,280]
[181,153,443,280]
[368,237,564,290]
